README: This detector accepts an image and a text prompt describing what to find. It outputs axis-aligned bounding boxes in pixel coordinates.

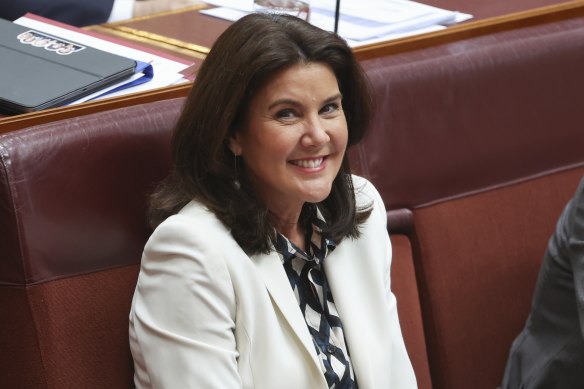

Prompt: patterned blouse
[274,204,357,389]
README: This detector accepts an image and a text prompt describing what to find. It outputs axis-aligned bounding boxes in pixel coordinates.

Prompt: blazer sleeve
[129,213,242,388]
[352,176,418,387]
[0,0,115,26]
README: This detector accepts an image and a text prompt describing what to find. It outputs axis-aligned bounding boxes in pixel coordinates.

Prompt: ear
[227,133,243,156]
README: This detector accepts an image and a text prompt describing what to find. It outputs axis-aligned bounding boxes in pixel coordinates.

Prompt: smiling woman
[129,13,417,389]
[227,63,348,248]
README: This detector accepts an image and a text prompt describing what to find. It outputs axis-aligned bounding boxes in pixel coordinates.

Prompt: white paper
[311,0,452,23]
[204,0,254,12]
[202,0,472,43]
[346,24,446,48]
[309,6,455,40]
[202,6,250,21]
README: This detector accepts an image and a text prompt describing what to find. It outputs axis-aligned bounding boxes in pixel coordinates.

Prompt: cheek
[243,133,294,170]
[264,132,300,156]
[334,122,349,149]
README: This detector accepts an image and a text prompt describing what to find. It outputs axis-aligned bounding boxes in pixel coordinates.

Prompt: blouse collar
[274,203,336,265]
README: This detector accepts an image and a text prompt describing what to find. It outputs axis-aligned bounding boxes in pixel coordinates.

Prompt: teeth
[293,158,323,168]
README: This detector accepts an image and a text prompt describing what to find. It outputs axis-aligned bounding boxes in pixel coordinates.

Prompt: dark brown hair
[149,13,373,254]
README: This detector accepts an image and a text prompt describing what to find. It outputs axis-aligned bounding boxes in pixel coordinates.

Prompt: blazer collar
[251,250,327,386]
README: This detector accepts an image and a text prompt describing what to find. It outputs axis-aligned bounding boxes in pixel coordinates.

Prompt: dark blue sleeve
[568,177,584,337]
[0,0,115,27]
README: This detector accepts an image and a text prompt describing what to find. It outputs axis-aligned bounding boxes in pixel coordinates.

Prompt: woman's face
[229,62,348,220]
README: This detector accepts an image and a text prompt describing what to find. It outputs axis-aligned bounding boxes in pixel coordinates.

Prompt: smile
[290,157,325,169]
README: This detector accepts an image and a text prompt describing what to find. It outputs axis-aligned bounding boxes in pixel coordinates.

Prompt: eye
[274,108,299,121]
[319,102,340,116]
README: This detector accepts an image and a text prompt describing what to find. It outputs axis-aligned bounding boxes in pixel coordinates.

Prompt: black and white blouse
[274,204,357,389]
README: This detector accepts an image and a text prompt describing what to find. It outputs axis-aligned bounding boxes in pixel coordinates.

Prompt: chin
[301,185,334,204]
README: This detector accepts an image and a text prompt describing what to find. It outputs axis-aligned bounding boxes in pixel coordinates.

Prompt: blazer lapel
[325,242,380,388]
[252,251,325,380]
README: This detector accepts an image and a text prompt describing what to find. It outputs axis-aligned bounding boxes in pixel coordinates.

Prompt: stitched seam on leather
[414,163,584,209]
[0,137,29,285]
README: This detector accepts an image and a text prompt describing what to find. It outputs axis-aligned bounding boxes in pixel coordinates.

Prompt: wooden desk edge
[0,83,191,134]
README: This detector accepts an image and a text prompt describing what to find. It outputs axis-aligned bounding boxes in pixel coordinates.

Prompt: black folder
[0,18,136,114]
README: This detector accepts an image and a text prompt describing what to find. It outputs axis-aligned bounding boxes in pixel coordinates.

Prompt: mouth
[289,156,325,169]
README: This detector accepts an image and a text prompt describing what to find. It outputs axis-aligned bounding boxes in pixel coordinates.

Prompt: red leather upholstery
[354,15,584,389]
[390,233,432,389]
[410,168,584,389]
[0,98,183,388]
[355,16,584,211]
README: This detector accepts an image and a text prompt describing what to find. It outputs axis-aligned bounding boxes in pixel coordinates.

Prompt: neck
[274,217,305,252]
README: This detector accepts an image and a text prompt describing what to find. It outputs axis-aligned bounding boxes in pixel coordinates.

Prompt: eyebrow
[267,93,343,110]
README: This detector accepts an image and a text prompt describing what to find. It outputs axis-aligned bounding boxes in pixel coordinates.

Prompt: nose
[301,116,330,148]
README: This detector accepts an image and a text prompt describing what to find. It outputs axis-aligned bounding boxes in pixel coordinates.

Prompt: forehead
[250,62,339,109]
[255,62,339,100]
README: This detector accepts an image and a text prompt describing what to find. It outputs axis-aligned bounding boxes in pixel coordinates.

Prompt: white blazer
[129,176,417,388]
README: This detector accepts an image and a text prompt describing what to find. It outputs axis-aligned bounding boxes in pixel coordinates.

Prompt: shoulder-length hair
[149,13,373,255]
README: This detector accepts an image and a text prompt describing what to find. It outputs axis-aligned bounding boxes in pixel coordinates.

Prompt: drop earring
[233,154,241,190]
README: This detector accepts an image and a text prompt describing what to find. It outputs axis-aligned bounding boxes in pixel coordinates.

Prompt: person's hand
[133,0,205,18]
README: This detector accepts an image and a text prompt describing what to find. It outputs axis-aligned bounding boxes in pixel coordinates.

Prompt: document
[201,0,472,47]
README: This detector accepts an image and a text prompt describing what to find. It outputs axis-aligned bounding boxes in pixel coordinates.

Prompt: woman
[129,13,416,389]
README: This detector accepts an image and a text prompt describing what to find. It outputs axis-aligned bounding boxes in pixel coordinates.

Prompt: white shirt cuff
[108,0,136,22]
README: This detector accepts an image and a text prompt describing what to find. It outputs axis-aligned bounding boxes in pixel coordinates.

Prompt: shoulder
[573,176,584,213]
[558,176,584,240]
[144,200,239,260]
[139,200,246,301]
[352,174,387,224]
[564,176,584,248]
